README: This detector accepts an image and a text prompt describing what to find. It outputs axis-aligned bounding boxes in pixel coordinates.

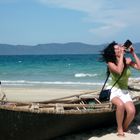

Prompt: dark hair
[100,41,127,75]
[100,41,118,64]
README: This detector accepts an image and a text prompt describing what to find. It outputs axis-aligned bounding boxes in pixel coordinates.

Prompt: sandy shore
[55,121,140,140]
[2,86,87,102]
[1,86,140,140]
[56,114,140,140]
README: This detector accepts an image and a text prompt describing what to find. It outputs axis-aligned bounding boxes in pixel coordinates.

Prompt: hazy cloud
[38,0,140,42]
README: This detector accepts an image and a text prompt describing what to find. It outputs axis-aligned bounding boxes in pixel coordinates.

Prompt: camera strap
[101,66,125,92]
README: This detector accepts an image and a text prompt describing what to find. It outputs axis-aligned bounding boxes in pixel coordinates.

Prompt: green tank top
[109,67,131,89]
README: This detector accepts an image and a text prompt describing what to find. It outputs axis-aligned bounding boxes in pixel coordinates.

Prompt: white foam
[1,80,103,86]
[129,77,140,80]
[75,73,97,78]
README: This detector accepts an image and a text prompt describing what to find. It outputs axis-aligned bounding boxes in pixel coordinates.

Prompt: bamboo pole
[38,90,99,104]
[39,102,111,109]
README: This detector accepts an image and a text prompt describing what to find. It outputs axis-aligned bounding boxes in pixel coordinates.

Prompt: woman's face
[114,44,122,57]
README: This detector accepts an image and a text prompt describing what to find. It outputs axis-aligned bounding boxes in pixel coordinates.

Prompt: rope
[0,81,7,104]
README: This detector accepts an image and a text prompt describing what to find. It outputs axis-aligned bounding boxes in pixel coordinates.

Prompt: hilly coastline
[0,42,140,55]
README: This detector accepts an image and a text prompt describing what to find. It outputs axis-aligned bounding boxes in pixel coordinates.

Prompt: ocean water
[0,54,140,90]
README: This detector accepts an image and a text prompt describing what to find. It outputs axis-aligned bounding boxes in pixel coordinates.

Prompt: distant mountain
[133,43,140,53]
[0,42,139,55]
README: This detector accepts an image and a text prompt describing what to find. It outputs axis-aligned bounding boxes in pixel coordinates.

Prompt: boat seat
[55,104,64,112]
[29,103,39,111]
[79,94,101,104]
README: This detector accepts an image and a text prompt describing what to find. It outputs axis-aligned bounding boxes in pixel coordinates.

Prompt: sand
[2,86,85,102]
[1,86,140,140]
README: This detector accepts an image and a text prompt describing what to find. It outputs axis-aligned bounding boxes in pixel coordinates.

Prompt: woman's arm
[108,47,125,75]
[127,47,140,70]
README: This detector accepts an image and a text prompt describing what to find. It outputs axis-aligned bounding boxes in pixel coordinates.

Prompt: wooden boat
[0,86,140,140]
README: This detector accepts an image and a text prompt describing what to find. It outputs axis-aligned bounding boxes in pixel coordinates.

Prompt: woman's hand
[129,45,135,55]
[128,45,140,70]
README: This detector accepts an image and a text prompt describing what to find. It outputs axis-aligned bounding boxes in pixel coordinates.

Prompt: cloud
[89,22,126,40]
[39,0,102,13]
[38,0,140,42]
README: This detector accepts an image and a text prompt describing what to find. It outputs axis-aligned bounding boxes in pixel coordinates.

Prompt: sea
[0,54,140,90]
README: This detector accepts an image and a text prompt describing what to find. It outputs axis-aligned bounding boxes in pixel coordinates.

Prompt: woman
[101,41,140,136]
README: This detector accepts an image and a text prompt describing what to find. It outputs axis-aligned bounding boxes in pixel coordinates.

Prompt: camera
[123,40,132,51]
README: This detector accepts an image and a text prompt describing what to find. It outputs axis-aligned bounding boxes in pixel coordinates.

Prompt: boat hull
[0,100,140,140]
[0,109,116,140]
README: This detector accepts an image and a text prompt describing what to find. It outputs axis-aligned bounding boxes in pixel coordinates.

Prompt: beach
[2,86,140,140]
[3,86,85,102]
[0,55,140,139]
[56,119,140,140]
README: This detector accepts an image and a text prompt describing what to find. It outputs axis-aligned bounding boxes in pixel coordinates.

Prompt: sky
[0,0,140,45]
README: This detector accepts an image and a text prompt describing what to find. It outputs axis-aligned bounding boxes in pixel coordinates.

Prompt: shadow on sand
[54,113,140,140]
